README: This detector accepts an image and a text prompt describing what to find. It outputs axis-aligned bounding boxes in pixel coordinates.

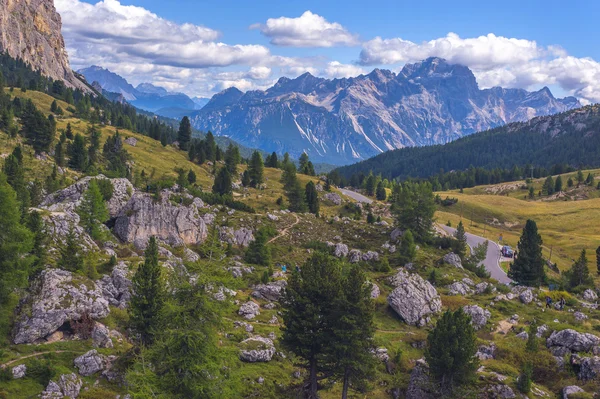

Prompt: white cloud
[252,11,359,47]
[359,32,600,103]
[325,61,366,78]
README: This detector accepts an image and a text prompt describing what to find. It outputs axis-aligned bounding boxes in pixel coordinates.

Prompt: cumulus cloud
[325,61,366,78]
[251,11,359,47]
[359,32,600,103]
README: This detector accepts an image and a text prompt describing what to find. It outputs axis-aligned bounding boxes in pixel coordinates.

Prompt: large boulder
[348,249,362,263]
[443,252,462,268]
[239,301,260,320]
[327,242,349,258]
[41,373,83,399]
[446,281,473,296]
[462,305,491,330]
[579,356,600,380]
[114,191,208,247]
[387,270,442,326]
[97,261,131,309]
[91,322,113,348]
[12,364,26,379]
[239,336,276,362]
[41,210,98,252]
[323,193,341,205]
[252,280,287,301]
[485,384,516,398]
[13,269,110,344]
[406,359,438,399]
[219,226,255,247]
[547,329,600,353]
[74,350,106,376]
[583,289,598,302]
[390,228,403,242]
[562,386,585,398]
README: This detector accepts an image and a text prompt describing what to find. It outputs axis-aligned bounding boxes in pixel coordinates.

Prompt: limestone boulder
[387,270,442,326]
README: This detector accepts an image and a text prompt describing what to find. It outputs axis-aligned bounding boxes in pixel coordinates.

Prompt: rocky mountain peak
[0,0,89,91]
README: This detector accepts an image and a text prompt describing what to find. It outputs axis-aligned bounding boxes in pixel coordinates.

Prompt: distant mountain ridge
[78,65,208,116]
[189,57,579,165]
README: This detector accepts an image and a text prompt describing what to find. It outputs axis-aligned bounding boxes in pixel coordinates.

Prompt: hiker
[545,296,552,308]
[559,297,566,310]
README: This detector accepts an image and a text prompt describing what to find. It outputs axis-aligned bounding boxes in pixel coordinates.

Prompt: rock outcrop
[239,336,276,363]
[252,280,287,301]
[562,385,584,398]
[12,364,26,379]
[74,350,107,376]
[13,269,110,344]
[443,252,462,268]
[462,305,491,330]
[323,193,342,205]
[387,270,442,326]
[41,373,83,399]
[546,329,600,354]
[219,227,254,247]
[114,191,208,248]
[239,301,260,320]
[406,359,438,399]
[97,261,132,309]
[0,0,89,91]
[578,356,600,380]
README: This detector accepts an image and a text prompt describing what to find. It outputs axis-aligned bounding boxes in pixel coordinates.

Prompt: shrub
[28,359,56,386]
[303,240,330,253]
[517,363,532,393]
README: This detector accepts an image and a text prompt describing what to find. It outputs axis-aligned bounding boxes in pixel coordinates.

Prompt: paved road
[338,188,373,204]
[439,225,512,284]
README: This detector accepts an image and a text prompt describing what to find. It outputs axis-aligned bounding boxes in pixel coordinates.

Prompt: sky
[56,0,600,103]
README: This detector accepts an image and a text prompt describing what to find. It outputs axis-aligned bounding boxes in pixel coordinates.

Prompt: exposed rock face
[462,305,491,330]
[516,331,529,340]
[97,261,131,309]
[446,281,473,296]
[41,373,83,399]
[219,227,254,247]
[41,209,98,252]
[252,280,287,301]
[91,322,113,348]
[443,252,462,268]
[486,384,516,398]
[362,251,380,262]
[583,289,598,302]
[239,336,276,363]
[13,269,110,344]
[519,289,534,304]
[387,270,442,326]
[476,343,496,360]
[547,329,600,354]
[370,282,380,299]
[323,193,342,205]
[114,191,208,248]
[327,242,349,258]
[390,228,403,242]
[578,356,600,380]
[406,359,438,399]
[74,350,106,376]
[12,364,26,379]
[562,385,584,398]
[239,301,260,320]
[0,0,89,91]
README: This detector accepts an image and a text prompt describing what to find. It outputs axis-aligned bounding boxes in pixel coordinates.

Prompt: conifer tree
[324,177,331,192]
[508,219,545,286]
[78,180,109,240]
[305,181,319,215]
[281,163,307,213]
[241,170,250,187]
[266,151,278,168]
[68,133,88,171]
[542,176,554,195]
[205,131,216,161]
[248,151,264,187]
[376,181,387,200]
[299,152,310,174]
[426,308,478,389]
[224,143,241,174]
[0,173,33,303]
[87,125,101,166]
[58,230,84,272]
[454,221,467,259]
[554,175,563,192]
[177,116,192,150]
[365,174,376,196]
[393,182,436,242]
[244,228,271,266]
[577,169,584,186]
[596,245,600,275]
[50,99,58,113]
[399,229,416,263]
[65,122,73,139]
[187,169,196,185]
[212,167,232,196]
[568,249,591,288]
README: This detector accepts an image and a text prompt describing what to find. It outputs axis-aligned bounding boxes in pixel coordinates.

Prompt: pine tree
[324,177,331,192]
[366,212,375,224]
[188,142,196,162]
[454,221,467,259]
[27,210,48,277]
[177,116,192,150]
[0,172,33,303]
[554,175,563,192]
[333,265,376,399]
[244,228,271,266]
[376,181,387,200]
[567,177,574,188]
[212,167,232,196]
[508,219,545,286]
[305,181,319,215]
[281,252,344,398]
[426,308,479,389]
[542,176,554,195]
[241,170,250,187]
[68,133,89,171]
[586,173,595,186]
[526,320,539,353]
[187,169,196,185]
[50,99,58,113]
[577,169,584,186]
[130,236,164,346]
[266,151,278,168]
[281,163,307,213]
[399,229,416,263]
[65,122,73,139]
[393,182,436,242]
[224,143,241,174]
[248,151,264,187]
[58,230,84,272]
[77,180,109,240]
[205,131,216,161]
[87,125,101,166]
[299,153,310,174]
[568,249,590,288]
[365,174,376,196]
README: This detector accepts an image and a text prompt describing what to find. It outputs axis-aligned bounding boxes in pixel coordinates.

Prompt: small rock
[443,252,462,268]
[519,289,534,304]
[476,343,496,360]
[562,386,584,399]
[323,193,342,205]
[583,289,598,302]
[238,301,260,320]
[91,322,113,348]
[74,350,106,376]
[257,377,265,384]
[462,305,491,330]
[12,364,26,379]
[516,331,529,340]
[574,311,588,322]
[239,337,276,363]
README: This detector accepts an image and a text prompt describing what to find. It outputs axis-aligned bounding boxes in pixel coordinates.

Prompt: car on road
[501,245,514,258]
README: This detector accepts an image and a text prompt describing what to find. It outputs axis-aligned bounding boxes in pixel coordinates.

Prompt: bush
[28,359,56,386]
[374,257,391,272]
[303,240,330,253]
[97,179,114,201]
[517,363,532,393]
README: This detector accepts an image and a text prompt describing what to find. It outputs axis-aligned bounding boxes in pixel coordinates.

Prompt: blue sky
[59,0,600,102]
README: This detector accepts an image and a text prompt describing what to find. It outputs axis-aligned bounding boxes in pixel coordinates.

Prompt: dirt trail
[268,213,300,244]
[1,350,82,369]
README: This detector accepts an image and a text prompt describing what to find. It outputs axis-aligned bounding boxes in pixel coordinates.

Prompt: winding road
[338,188,373,204]
[439,225,512,284]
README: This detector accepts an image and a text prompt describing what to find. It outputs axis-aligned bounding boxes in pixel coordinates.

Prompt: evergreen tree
[426,308,478,389]
[596,246,600,275]
[0,173,33,303]
[393,182,436,242]
[68,133,89,171]
[21,101,54,153]
[187,169,196,185]
[517,363,532,394]
[508,219,545,286]
[567,177,574,188]
[305,181,320,215]
[87,125,101,166]
[54,139,65,167]
[366,212,375,224]
[244,228,271,266]
[266,151,278,168]
[205,131,216,161]
[365,174,376,196]
[58,231,84,272]
[454,221,467,259]
[376,181,387,200]
[299,153,310,174]
[281,163,307,213]
[224,143,241,175]
[334,266,376,399]
[188,143,196,162]
[103,131,129,177]
[282,152,291,167]
[281,252,343,398]
[241,170,250,187]
[2,153,24,194]
[586,173,594,186]
[77,180,109,240]
[212,167,232,196]
[568,249,591,288]
[398,229,416,263]
[177,116,192,150]
[50,99,58,113]
[27,210,48,277]
[526,320,539,353]
[577,169,584,186]
[248,151,264,187]
[554,175,563,192]
[130,236,164,346]
[324,177,331,192]
[542,176,554,195]
[65,122,73,139]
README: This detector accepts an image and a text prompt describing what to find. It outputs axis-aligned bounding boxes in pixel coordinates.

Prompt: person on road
[545,296,553,308]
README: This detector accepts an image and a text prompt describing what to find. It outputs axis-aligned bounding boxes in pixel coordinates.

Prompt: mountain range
[189,57,580,165]
[78,65,209,117]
